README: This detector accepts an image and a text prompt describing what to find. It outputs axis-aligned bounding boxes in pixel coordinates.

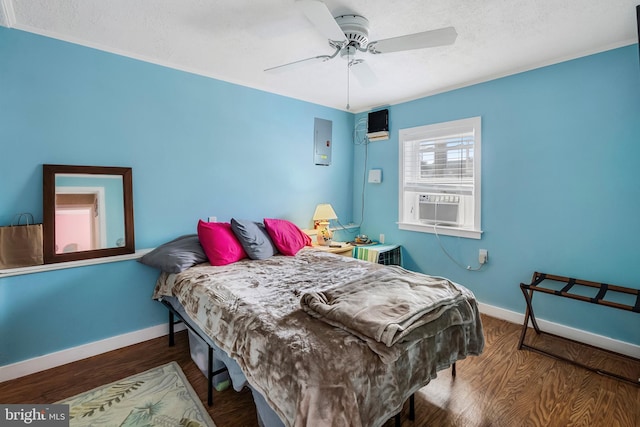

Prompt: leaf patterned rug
[57,361,216,427]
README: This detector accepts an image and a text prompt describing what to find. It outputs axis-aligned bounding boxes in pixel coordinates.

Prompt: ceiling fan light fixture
[340,45,359,60]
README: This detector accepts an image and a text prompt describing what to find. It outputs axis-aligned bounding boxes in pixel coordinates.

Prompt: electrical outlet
[208,216,217,222]
[379,234,385,244]
[479,249,488,265]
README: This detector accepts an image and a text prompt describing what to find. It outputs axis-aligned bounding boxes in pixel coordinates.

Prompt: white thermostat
[368,169,382,183]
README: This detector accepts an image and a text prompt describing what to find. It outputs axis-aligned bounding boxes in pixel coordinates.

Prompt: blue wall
[355,45,640,345]
[1,25,638,368]
[0,28,355,366]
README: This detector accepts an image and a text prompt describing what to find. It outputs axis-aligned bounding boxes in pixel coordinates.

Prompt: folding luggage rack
[518,271,640,386]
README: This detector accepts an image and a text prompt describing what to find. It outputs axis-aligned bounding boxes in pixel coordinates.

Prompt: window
[398,117,482,239]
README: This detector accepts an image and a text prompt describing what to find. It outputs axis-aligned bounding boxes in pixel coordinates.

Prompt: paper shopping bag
[0,213,44,269]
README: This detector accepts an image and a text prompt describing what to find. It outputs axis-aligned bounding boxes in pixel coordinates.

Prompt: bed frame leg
[409,394,415,420]
[393,393,415,426]
[169,311,175,347]
[161,300,229,407]
[452,362,456,377]
[207,346,214,406]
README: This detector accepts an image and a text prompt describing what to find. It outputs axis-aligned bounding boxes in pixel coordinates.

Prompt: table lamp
[312,204,338,246]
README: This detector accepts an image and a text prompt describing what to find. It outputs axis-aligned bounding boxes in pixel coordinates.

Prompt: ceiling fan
[265,0,457,109]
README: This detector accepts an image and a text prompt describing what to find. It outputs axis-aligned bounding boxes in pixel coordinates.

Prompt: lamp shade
[312,204,338,221]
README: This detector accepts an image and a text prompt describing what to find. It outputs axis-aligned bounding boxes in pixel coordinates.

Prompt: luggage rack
[518,272,640,386]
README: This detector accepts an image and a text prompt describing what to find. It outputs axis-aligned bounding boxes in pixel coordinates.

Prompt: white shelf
[0,249,153,278]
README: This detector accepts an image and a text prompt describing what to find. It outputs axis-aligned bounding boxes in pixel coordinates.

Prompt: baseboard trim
[1,303,637,382]
[0,323,185,383]
[478,302,640,359]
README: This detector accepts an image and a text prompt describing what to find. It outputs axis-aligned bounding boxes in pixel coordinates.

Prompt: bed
[149,242,484,427]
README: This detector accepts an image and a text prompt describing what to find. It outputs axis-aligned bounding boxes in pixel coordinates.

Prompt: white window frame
[398,116,482,239]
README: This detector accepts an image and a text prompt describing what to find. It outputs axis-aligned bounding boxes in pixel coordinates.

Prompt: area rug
[57,361,216,427]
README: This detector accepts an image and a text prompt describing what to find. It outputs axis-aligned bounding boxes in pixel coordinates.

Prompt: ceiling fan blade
[296,0,347,43]
[368,26,457,54]
[264,54,333,73]
[350,60,377,87]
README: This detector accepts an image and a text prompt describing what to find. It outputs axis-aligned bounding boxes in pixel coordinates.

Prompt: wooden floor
[1,314,638,426]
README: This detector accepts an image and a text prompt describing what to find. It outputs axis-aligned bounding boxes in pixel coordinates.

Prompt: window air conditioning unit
[367,109,389,141]
[419,194,460,226]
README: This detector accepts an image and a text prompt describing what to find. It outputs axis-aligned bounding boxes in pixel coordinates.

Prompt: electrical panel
[314,118,332,166]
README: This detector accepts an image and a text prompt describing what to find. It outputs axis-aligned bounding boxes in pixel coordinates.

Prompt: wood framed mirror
[43,164,135,264]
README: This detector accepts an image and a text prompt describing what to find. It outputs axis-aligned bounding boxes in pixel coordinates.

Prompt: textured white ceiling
[1,0,638,112]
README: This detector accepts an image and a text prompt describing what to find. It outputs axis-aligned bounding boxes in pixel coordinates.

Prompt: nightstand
[310,242,354,257]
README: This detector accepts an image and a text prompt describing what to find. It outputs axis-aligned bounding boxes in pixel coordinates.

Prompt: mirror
[43,164,135,264]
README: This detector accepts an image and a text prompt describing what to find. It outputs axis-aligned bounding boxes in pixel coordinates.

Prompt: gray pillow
[230,218,278,260]
[138,234,208,273]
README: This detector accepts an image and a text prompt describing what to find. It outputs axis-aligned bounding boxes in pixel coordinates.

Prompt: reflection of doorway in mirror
[55,188,106,253]
[56,207,94,253]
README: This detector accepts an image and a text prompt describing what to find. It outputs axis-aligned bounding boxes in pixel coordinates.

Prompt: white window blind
[403,130,475,195]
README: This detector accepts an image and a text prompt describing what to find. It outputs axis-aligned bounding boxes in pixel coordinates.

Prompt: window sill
[398,222,483,240]
[0,249,153,278]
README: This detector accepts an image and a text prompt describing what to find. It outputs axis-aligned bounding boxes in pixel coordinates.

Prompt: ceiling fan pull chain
[346,49,351,110]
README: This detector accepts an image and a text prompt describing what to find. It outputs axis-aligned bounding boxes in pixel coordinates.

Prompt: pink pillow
[263,218,312,256]
[197,220,247,266]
